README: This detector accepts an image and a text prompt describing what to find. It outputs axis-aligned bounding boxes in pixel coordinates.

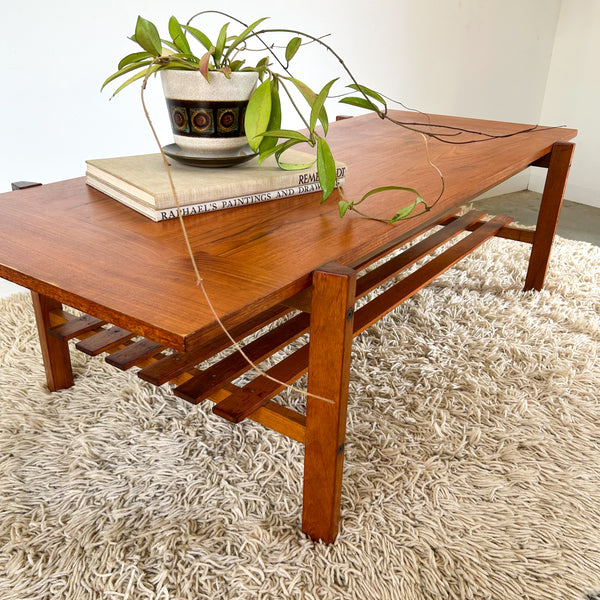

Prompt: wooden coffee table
[0,112,576,542]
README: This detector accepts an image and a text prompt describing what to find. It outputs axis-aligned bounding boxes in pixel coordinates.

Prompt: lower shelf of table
[44,209,517,444]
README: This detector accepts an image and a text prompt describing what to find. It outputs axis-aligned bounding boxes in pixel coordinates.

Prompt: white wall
[1,0,561,191]
[529,0,600,208]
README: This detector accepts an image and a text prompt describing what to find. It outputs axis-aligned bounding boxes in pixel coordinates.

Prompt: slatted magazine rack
[40,209,510,431]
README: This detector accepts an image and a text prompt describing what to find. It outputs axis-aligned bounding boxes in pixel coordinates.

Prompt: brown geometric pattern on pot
[165,99,247,138]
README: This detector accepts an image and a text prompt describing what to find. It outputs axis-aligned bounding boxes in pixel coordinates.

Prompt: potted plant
[102,11,428,221]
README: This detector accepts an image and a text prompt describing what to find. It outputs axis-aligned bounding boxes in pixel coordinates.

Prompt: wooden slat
[75,326,134,356]
[49,308,79,328]
[248,401,306,443]
[212,345,310,423]
[283,210,483,313]
[174,313,310,404]
[356,210,487,298]
[347,209,463,273]
[353,215,513,335]
[439,215,536,244]
[105,338,165,370]
[209,387,307,443]
[138,304,291,386]
[48,314,106,341]
[167,372,307,443]
[210,215,513,425]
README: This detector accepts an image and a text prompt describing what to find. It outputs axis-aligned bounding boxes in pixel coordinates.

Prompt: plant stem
[277,76,312,134]
[139,67,202,285]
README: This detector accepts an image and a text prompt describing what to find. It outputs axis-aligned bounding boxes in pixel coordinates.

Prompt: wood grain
[524,141,575,291]
[211,344,310,423]
[302,262,356,543]
[174,313,310,404]
[0,112,577,353]
[75,326,134,356]
[48,314,106,341]
[353,215,514,335]
[31,292,74,391]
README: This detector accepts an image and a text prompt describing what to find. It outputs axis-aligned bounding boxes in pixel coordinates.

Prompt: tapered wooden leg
[31,291,74,391]
[524,141,575,291]
[302,262,356,543]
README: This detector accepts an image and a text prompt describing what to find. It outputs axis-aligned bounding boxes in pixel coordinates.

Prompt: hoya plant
[103,10,429,222]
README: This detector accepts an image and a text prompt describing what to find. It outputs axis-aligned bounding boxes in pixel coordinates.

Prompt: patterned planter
[160,70,259,155]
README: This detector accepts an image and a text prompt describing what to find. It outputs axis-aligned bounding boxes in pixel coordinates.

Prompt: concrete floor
[0,190,599,299]
[474,190,600,246]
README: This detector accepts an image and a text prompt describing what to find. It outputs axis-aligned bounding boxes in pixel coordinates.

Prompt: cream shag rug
[1,235,600,600]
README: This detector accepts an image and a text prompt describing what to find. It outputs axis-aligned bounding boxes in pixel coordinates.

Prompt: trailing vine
[103,11,557,402]
[103,12,444,223]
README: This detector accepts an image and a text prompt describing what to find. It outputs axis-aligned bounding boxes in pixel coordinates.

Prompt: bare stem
[139,66,332,405]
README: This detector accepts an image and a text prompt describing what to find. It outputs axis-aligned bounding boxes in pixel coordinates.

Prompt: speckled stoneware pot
[160,70,259,155]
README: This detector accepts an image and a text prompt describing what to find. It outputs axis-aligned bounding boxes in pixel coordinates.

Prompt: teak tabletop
[0,112,576,352]
[0,112,577,542]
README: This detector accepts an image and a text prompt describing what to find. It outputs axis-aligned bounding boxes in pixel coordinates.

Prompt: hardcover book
[86,149,347,211]
[86,174,343,221]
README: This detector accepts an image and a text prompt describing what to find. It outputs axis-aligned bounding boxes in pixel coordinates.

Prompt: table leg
[302,262,356,543]
[524,141,575,291]
[31,291,74,391]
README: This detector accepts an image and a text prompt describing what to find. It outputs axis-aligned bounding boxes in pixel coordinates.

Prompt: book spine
[155,182,339,221]
[86,162,347,210]
[86,174,344,221]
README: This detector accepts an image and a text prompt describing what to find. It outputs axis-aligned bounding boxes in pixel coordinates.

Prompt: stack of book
[85,149,346,221]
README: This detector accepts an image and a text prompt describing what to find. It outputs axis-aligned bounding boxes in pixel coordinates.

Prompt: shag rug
[1,234,600,600]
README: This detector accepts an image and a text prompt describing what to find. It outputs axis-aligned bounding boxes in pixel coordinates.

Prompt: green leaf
[357,185,422,205]
[168,16,191,55]
[347,83,387,107]
[164,52,200,64]
[310,78,338,134]
[225,17,269,59]
[274,142,315,170]
[316,138,336,201]
[182,25,213,52]
[229,59,245,71]
[352,185,426,222]
[101,60,153,92]
[288,77,317,103]
[339,96,378,111]
[259,129,311,142]
[388,196,427,223]
[118,51,153,70]
[134,16,162,56]
[217,66,232,78]
[160,39,180,53]
[285,37,302,62]
[288,77,330,135]
[338,200,352,218]
[255,57,270,70]
[108,63,160,98]
[276,156,316,171]
[213,23,229,65]
[258,80,282,155]
[245,79,272,151]
[258,139,297,166]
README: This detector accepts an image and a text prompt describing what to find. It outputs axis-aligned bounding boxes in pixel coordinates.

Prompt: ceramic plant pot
[160,70,259,156]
